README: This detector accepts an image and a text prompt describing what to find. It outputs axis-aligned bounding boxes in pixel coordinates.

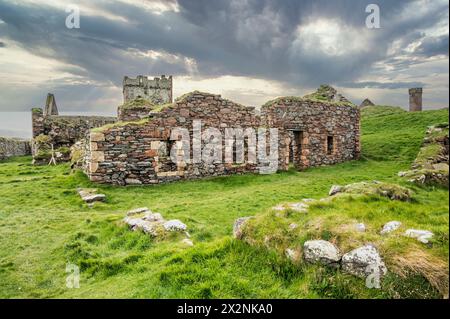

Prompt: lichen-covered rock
[143,212,164,222]
[273,202,309,213]
[303,240,341,266]
[355,223,366,232]
[126,207,150,216]
[329,185,342,196]
[341,245,387,278]
[402,169,449,188]
[233,217,251,239]
[404,229,434,244]
[380,221,402,235]
[163,219,187,232]
[77,188,106,203]
[285,248,301,262]
[329,181,412,201]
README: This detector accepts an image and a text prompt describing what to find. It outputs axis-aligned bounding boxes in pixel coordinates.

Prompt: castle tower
[409,88,422,112]
[44,93,59,116]
[122,75,173,104]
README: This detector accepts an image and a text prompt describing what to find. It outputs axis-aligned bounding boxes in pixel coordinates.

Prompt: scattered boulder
[404,229,434,244]
[272,202,309,213]
[341,245,387,278]
[123,217,161,236]
[127,207,150,216]
[163,220,187,232]
[285,248,301,262]
[380,221,402,235]
[123,208,188,238]
[355,223,366,232]
[328,181,412,201]
[233,217,252,239]
[403,169,449,187]
[143,212,164,222]
[303,240,341,266]
[329,185,342,196]
[401,123,449,188]
[77,188,106,203]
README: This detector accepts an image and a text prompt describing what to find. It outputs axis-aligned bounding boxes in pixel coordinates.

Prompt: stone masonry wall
[88,92,260,185]
[86,92,360,185]
[0,137,31,160]
[261,98,360,170]
[123,75,173,104]
[31,108,116,151]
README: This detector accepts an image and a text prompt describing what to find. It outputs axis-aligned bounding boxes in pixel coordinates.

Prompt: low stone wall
[0,137,31,160]
[32,108,116,150]
[85,91,360,185]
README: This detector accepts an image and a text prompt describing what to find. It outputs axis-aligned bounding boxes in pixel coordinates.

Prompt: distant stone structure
[409,88,423,112]
[31,93,116,162]
[0,137,31,160]
[84,84,361,185]
[123,75,173,104]
[359,98,375,108]
[44,93,59,116]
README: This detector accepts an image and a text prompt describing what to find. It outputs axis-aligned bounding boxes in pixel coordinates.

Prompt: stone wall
[31,108,116,151]
[86,92,360,185]
[123,75,173,104]
[0,137,31,160]
[261,97,360,170]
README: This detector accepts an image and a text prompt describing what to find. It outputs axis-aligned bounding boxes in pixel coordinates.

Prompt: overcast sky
[0,0,448,137]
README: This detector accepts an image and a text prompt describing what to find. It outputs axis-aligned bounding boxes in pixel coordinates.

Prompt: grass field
[0,106,448,299]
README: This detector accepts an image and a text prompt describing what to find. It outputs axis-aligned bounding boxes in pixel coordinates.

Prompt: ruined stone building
[29,77,361,183]
[83,82,360,185]
[31,93,116,162]
[123,75,173,104]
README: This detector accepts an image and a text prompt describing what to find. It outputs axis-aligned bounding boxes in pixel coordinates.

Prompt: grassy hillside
[0,106,448,298]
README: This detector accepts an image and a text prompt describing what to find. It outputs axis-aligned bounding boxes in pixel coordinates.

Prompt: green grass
[0,106,448,299]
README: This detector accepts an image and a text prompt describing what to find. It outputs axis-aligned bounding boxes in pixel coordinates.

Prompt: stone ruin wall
[261,99,360,170]
[123,75,173,104]
[86,92,360,185]
[0,137,31,160]
[409,88,423,112]
[87,92,261,185]
[32,108,116,152]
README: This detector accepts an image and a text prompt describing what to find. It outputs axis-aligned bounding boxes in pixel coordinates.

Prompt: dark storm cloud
[342,81,425,89]
[0,0,448,112]
[415,34,449,57]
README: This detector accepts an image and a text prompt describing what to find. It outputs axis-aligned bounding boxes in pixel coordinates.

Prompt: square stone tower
[409,88,422,112]
[123,75,173,105]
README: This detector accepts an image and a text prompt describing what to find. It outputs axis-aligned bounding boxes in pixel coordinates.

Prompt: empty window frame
[327,135,334,155]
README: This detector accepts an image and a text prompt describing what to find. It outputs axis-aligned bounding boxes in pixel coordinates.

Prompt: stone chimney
[409,88,422,112]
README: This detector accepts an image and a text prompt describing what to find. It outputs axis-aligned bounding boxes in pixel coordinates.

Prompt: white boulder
[163,219,187,232]
[303,240,341,266]
[404,229,434,244]
[341,245,387,278]
[380,221,402,235]
[233,217,251,239]
[329,185,342,196]
[127,207,150,216]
